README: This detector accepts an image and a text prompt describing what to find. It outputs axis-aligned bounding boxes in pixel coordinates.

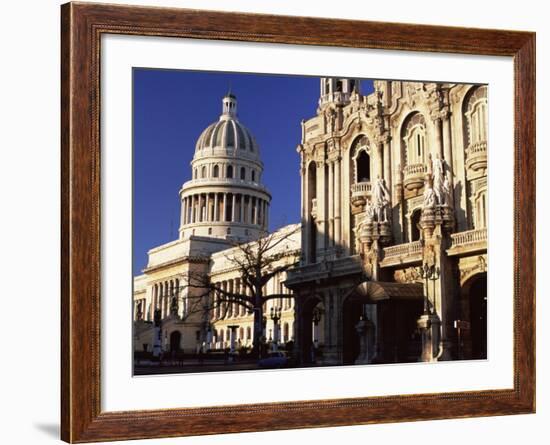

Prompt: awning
[355,281,424,302]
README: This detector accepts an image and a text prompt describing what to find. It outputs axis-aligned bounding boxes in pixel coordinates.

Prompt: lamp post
[417,263,442,362]
[418,263,440,315]
[270,306,282,351]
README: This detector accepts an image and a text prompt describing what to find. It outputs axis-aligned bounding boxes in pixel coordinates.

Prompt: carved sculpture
[422,181,436,209]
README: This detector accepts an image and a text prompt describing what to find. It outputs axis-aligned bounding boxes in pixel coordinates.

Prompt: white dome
[178,93,271,243]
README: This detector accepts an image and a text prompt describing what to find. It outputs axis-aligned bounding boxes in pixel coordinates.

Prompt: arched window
[475,190,488,229]
[464,86,488,147]
[227,165,233,178]
[402,113,427,166]
[240,166,246,180]
[251,170,256,182]
[410,208,422,242]
[350,135,371,183]
[356,150,370,182]
[213,164,219,178]
[201,165,207,178]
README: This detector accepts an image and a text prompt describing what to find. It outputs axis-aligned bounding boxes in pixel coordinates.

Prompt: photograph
[132,70,488,375]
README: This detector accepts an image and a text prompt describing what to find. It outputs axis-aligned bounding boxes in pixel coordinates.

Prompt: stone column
[181,197,187,226]
[442,110,454,193]
[264,201,269,230]
[206,194,212,222]
[239,194,245,223]
[316,161,326,254]
[247,195,253,224]
[383,137,391,191]
[377,141,384,178]
[301,165,309,263]
[214,193,219,221]
[198,194,204,222]
[334,157,341,246]
[222,193,227,222]
[328,161,334,247]
[231,194,236,222]
[434,116,443,159]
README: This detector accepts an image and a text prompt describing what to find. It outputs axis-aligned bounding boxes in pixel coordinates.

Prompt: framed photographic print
[61,2,536,442]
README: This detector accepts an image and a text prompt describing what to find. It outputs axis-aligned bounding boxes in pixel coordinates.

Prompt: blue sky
[133,69,373,275]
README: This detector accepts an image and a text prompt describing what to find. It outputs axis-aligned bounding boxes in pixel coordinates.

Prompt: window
[356,150,370,182]
[208,227,212,235]
[227,165,233,178]
[201,165,207,178]
[251,170,256,182]
[465,86,488,147]
[475,191,487,229]
[402,113,427,166]
[240,166,246,180]
[213,164,219,178]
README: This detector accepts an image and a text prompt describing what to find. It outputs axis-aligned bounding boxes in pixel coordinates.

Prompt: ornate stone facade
[286,78,488,364]
[134,79,488,365]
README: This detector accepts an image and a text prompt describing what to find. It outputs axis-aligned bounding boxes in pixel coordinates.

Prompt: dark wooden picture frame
[61,2,536,442]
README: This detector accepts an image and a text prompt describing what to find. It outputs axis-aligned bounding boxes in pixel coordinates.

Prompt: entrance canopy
[355,281,423,303]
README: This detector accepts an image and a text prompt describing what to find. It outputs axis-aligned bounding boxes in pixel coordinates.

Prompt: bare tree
[179,225,301,358]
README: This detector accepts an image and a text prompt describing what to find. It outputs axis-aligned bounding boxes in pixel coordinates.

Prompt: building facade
[286,78,487,365]
[133,94,298,355]
[134,78,488,366]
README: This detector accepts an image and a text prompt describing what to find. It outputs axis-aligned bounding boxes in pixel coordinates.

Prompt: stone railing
[351,181,372,194]
[450,228,487,249]
[468,141,487,155]
[383,240,423,260]
[351,181,372,206]
[403,163,427,192]
[466,140,488,175]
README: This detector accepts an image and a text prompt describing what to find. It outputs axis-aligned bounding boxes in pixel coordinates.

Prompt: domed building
[132,92,297,358]
[179,93,271,241]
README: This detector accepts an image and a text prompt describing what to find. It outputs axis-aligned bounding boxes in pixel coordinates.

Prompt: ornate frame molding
[61,2,535,442]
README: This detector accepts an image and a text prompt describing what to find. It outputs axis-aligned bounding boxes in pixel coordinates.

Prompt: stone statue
[422,181,436,209]
[442,172,453,207]
[372,177,391,222]
[432,154,446,205]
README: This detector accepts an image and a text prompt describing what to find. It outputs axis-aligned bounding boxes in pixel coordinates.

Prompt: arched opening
[240,166,246,180]
[356,150,371,182]
[300,297,324,364]
[342,296,367,364]
[463,86,488,148]
[410,208,422,242]
[169,331,181,352]
[468,273,487,359]
[343,283,423,365]
[401,112,427,167]
[307,161,317,263]
[213,164,219,178]
[201,166,207,178]
[227,165,233,179]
